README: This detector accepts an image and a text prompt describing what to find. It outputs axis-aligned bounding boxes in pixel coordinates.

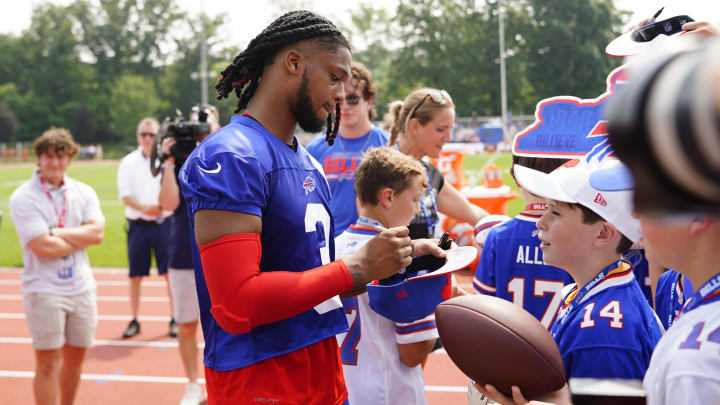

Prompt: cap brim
[513,165,576,203]
[589,166,634,191]
[606,30,675,57]
[408,246,477,280]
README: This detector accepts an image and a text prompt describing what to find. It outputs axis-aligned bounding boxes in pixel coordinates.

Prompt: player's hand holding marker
[344,226,415,286]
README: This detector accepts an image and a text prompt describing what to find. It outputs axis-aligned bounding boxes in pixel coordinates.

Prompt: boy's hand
[411,238,448,258]
[682,21,720,38]
[474,383,572,405]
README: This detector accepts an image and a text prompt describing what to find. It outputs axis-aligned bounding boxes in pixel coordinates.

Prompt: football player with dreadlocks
[178,10,444,405]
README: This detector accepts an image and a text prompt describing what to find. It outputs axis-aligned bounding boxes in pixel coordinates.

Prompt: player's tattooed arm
[342,227,413,291]
[340,271,368,298]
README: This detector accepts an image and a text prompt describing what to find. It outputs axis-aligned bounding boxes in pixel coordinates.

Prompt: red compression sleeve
[199,233,354,335]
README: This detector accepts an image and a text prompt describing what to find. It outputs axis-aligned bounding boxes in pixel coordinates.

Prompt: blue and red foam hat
[511,65,629,160]
[366,246,477,323]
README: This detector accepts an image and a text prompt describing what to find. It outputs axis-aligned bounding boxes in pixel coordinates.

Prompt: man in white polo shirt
[117,117,175,338]
[10,127,105,405]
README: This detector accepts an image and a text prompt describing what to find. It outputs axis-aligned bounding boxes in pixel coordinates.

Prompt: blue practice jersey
[473,213,573,329]
[551,261,663,380]
[655,269,694,330]
[623,249,653,305]
[306,127,389,237]
[179,114,348,371]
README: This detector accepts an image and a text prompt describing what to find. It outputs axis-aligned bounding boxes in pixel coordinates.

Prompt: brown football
[436,294,566,396]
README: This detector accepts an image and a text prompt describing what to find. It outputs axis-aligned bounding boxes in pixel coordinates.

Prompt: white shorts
[168,268,200,324]
[23,289,97,350]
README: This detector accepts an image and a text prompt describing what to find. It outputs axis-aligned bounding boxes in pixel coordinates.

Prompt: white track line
[0,280,168,287]
[0,337,202,349]
[0,312,172,322]
[0,370,203,384]
[0,370,467,392]
[0,294,168,302]
[0,268,138,275]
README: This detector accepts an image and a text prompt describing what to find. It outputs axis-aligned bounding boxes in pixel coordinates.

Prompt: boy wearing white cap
[473,155,573,330]
[590,164,720,405]
[511,157,663,381]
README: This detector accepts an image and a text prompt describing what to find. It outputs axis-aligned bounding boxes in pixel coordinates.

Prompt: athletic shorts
[204,337,348,405]
[23,289,97,350]
[127,219,171,277]
[168,268,200,324]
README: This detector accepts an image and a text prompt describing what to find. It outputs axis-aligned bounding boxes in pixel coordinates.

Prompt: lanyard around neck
[678,271,720,317]
[39,175,67,228]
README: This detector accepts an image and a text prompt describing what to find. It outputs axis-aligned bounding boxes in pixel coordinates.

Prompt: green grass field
[0,152,523,268]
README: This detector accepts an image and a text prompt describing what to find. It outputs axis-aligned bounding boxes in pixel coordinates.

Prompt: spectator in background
[306,61,389,237]
[389,88,488,240]
[9,127,105,404]
[117,117,175,339]
[158,106,220,405]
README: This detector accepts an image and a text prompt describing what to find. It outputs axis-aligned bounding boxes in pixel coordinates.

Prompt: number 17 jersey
[473,214,573,329]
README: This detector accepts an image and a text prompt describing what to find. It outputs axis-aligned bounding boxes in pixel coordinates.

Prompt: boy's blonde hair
[355,147,428,206]
[33,127,79,158]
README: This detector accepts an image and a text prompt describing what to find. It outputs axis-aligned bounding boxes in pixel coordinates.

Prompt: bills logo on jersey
[302,176,316,195]
[512,65,629,159]
[594,193,608,206]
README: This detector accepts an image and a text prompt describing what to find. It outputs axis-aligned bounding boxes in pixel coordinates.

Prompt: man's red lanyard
[39,176,67,228]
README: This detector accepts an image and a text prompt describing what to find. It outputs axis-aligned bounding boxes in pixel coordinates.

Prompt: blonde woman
[389,88,488,240]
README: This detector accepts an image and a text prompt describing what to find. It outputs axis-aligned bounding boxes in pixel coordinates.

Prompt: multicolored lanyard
[392,143,438,237]
[422,173,439,236]
[39,175,67,228]
[667,272,684,328]
[525,203,547,211]
[551,261,625,335]
[678,271,720,317]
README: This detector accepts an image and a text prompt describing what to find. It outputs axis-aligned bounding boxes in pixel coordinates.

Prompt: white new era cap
[606,15,694,57]
[513,158,641,242]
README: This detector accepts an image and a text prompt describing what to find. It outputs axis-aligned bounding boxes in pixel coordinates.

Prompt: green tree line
[0,0,627,146]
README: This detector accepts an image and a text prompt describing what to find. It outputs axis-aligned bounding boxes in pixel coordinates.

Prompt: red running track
[0,267,475,404]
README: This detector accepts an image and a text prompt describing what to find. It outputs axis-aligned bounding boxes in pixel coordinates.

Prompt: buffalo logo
[594,193,608,206]
[302,177,316,195]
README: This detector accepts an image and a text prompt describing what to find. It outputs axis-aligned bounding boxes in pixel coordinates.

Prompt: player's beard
[294,71,327,134]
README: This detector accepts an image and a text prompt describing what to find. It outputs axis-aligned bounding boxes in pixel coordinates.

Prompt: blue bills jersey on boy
[473,213,574,329]
[179,114,348,371]
[655,269,694,330]
[551,261,663,379]
[623,249,653,305]
[306,127,389,237]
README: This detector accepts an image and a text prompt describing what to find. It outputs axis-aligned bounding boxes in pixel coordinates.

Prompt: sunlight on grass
[1,153,523,267]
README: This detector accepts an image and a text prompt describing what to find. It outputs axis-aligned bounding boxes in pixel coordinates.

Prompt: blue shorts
[126,219,171,277]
